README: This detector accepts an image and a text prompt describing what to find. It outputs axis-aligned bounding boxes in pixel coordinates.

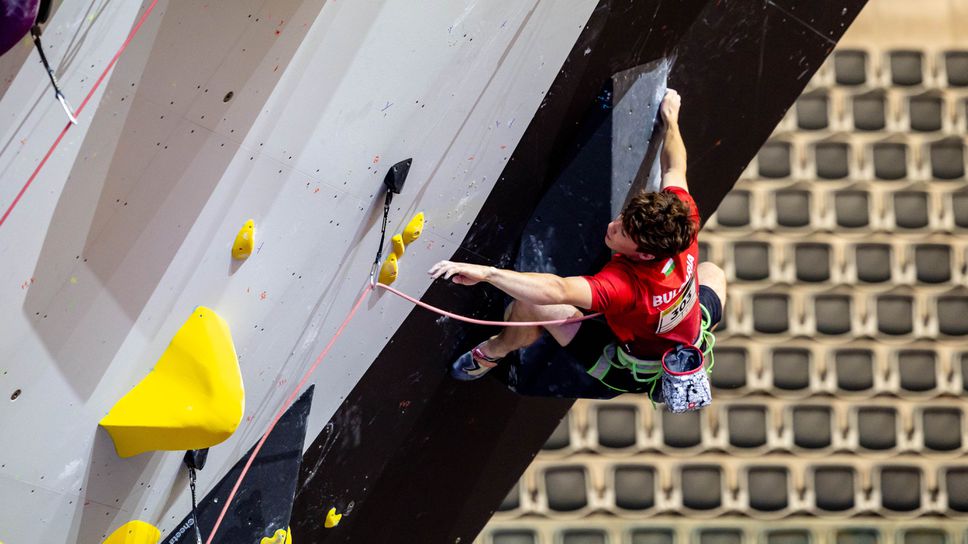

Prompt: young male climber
[428,89,727,402]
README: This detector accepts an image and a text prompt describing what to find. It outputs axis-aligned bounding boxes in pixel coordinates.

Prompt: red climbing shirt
[583,186,702,358]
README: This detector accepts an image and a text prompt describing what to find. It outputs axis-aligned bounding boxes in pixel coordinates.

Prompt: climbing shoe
[451,345,502,381]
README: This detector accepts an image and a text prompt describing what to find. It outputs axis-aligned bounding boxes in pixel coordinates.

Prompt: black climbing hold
[383,158,412,194]
[184,448,209,471]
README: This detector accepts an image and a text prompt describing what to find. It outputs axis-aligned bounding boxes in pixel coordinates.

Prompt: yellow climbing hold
[99,307,245,458]
[378,252,398,285]
[102,520,161,544]
[325,507,342,528]
[391,233,405,259]
[232,219,256,259]
[401,212,424,246]
[260,527,292,544]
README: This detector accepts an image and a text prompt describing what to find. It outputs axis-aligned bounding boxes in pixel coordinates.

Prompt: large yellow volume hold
[102,521,161,544]
[232,219,256,259]
[378,253,398,285]
[401,212,424,246]
[99,307,245,458]
[261,527,292,544]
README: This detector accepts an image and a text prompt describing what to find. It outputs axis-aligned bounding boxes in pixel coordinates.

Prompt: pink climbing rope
[205,279,597,542]
[375,281,601,326]
[205,282,374,544]
[0,0,159,228]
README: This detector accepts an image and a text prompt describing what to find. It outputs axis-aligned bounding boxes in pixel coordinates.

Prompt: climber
[428,89,726,402]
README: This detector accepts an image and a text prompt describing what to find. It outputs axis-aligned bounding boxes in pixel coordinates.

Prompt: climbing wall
[0,0,601,541]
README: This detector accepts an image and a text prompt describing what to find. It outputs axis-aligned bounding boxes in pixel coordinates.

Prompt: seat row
[541,398,966,457]
[783,88,968,135]
[808,49,968,90]
[709,186,968,233]
[700,235,968,287]
[498,455,968,518]
[480,518,968,544]
[745,138,965,182]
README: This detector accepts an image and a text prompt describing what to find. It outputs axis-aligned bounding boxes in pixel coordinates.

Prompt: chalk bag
[660,344,711,413]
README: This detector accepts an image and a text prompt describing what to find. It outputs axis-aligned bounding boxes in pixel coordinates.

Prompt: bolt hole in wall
[11,389,22,401]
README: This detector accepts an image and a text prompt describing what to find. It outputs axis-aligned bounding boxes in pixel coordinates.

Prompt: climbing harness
[586,305,716,410]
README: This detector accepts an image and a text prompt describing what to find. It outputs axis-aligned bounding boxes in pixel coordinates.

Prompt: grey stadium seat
[815,142,850,179]
[662,409,702,448]
[877,296,914,336]
[890,50,923,86]
[747,467,790,511]
[897,350,937,392]
[873,142,907,180]
[710,347,747,389]
[794,243,831,282]
[716,190,751,227]
[543,413,571,450]
[797,93,829,130]
[561,530,607,544]
[852,92,886,131]
[855,244,893,283]
[772,348,811,390]
[727,405,768,448]
[753,294,790,334]
[815,295,853,335]
[938,296,968,336]
[681,466,723,510]
[794,407,833,449]
[834,50,868,86]
[835,191,869,228]
[835,349,875,391]
[880,466,922,511]
[733,241,771,281]
[930,140,965,180]
[922,408,962,451]
[544,467,588,511]
[909,95,942,132]
[597,405,637,449]
[630,529,675,544]
[945,50,968,86]
[613,465,656,510]
[857,407,897,450]
[493,531,537,544]
[759,141,793,178]
[914,244,951,283]
[894,191,930,228]
[776,190,812,228]
[814,466,855,511]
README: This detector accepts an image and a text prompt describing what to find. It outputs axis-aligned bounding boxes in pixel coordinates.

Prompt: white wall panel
[0,0,597,541]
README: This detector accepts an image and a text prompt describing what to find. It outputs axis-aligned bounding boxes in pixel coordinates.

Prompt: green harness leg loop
[587,303,717,408]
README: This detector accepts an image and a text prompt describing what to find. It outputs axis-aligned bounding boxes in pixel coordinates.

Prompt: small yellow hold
[260,527,292,544]
[378,253,398,285]
[401,212,424,246]
[102,520,161,544]
[391,234,405,259]
[232,219,256,259]
[325,507,342,529]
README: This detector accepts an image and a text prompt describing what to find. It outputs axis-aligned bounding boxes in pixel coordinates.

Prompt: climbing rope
[0,0,160,228]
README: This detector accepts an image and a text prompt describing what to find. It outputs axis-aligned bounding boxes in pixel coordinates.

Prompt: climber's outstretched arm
[429,261,592,309]
[660,89,688,192]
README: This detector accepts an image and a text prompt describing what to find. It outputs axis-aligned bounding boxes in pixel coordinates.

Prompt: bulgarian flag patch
[661,259,675,276]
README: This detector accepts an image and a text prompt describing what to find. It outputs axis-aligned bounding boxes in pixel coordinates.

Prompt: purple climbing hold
[0,0,40,57]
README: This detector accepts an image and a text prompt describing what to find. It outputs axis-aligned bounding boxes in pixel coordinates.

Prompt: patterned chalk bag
[660,344,712,413]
